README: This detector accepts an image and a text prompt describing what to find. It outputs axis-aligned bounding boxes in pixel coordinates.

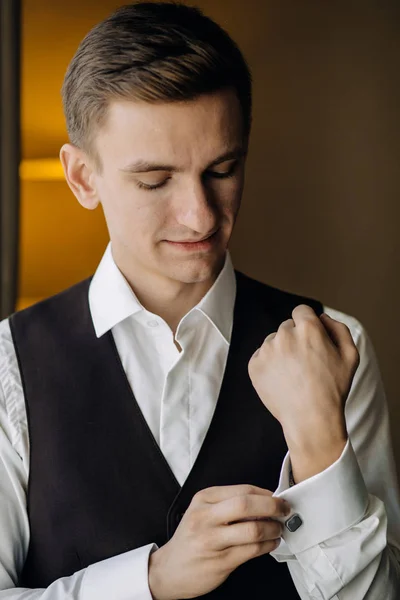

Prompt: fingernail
[282,501,291,516]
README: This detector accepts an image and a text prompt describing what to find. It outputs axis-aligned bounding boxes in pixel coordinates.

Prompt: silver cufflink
[285,513,303,532]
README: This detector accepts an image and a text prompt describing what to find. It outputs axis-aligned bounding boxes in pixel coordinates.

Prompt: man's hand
[248,305,360,483]
[148,484,290,600]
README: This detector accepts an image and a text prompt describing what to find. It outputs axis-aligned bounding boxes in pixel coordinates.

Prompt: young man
[0,2,399,599]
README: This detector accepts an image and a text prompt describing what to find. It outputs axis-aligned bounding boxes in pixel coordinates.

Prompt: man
[0,2,399,599]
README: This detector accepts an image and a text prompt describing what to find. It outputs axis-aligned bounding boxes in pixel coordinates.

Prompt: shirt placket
[159,335,192,487]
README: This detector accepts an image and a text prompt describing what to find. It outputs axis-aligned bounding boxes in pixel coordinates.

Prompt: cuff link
[285,513,303,532]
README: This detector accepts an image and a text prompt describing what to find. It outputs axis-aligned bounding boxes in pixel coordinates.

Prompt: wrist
[283,412,347,451]
[148,548,174,600]
[289,438,347,483]
[283,418,348,483]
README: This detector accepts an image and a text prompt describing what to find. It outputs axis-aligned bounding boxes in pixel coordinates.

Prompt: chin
[164,254,225,284]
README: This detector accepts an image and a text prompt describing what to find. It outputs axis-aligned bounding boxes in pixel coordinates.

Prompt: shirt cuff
[272,440,369,554]
[82,543,157,600]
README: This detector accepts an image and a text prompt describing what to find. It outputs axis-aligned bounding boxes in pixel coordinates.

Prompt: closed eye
[136,178,171,191]
[136,161,240,192]
[204,161,239,180]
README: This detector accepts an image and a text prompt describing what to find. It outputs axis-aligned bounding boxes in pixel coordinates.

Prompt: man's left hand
[248,305,360,483]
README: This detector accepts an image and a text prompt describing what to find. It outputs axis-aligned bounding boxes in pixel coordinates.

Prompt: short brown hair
[61,1,252,170]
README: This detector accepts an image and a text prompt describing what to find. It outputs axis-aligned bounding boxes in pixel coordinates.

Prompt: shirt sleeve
[0,318,157,600]
[270,307,400,599]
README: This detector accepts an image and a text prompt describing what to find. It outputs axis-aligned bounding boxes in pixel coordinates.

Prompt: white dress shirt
[0,243,399,600]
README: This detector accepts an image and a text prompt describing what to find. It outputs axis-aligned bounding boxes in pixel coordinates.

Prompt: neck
[112,250,225,335]
[131,283,211,335]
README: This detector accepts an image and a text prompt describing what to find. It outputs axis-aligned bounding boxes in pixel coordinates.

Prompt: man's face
[91,88,246,285]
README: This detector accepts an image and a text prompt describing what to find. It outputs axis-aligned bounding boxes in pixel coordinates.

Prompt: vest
[9,269,323,598]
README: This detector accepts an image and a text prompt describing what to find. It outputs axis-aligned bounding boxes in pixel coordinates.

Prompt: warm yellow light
[20,158,65,181]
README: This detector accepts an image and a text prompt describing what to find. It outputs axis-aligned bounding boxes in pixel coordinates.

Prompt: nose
[175,179,219,236]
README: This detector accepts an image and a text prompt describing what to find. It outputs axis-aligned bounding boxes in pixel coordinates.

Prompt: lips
[168,230,218,243]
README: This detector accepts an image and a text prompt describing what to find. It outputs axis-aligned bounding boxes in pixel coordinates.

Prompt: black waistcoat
[9,269,322,598]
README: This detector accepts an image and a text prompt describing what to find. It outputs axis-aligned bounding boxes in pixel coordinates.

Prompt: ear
[59,143,100,210]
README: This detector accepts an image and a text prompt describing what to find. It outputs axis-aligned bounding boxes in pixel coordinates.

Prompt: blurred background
[1,0,399,467]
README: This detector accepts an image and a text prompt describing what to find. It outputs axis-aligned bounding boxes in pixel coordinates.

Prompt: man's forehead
[103,90,243,136]
[97,91,245,168]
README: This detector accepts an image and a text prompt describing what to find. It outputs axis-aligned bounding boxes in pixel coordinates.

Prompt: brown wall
[22,0,400,467]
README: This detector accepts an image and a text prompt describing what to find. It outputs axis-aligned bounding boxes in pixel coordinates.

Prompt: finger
[292,304,333,345]
[291,304,320,325]
[228,538,281,567]
[215,518,283,551]
[279,319,296,329]
[278,318,295,331]
[209,493,290,526]
[320,314,359,363]
[319,313,342,347]
[265,332,277,341]
[195,484,273,506]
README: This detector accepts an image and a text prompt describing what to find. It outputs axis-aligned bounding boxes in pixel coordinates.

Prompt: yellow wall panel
[21,0,119,158]
[19,181,109,302]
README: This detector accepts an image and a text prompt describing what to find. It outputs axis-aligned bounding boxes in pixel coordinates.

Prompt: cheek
[121,204,165,240]
[222,171,244,205]
[220,182,242,217]
[102,181,166,234]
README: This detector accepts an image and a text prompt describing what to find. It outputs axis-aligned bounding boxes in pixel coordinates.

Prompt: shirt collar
[89,242,236,343]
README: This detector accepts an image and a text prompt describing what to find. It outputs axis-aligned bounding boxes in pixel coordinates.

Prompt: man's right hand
[148,484,290,600]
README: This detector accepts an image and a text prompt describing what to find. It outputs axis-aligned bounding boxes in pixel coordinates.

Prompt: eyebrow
[119,147,247,174]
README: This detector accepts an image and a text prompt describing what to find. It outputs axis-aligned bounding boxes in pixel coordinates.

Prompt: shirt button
[147,320,159,328]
